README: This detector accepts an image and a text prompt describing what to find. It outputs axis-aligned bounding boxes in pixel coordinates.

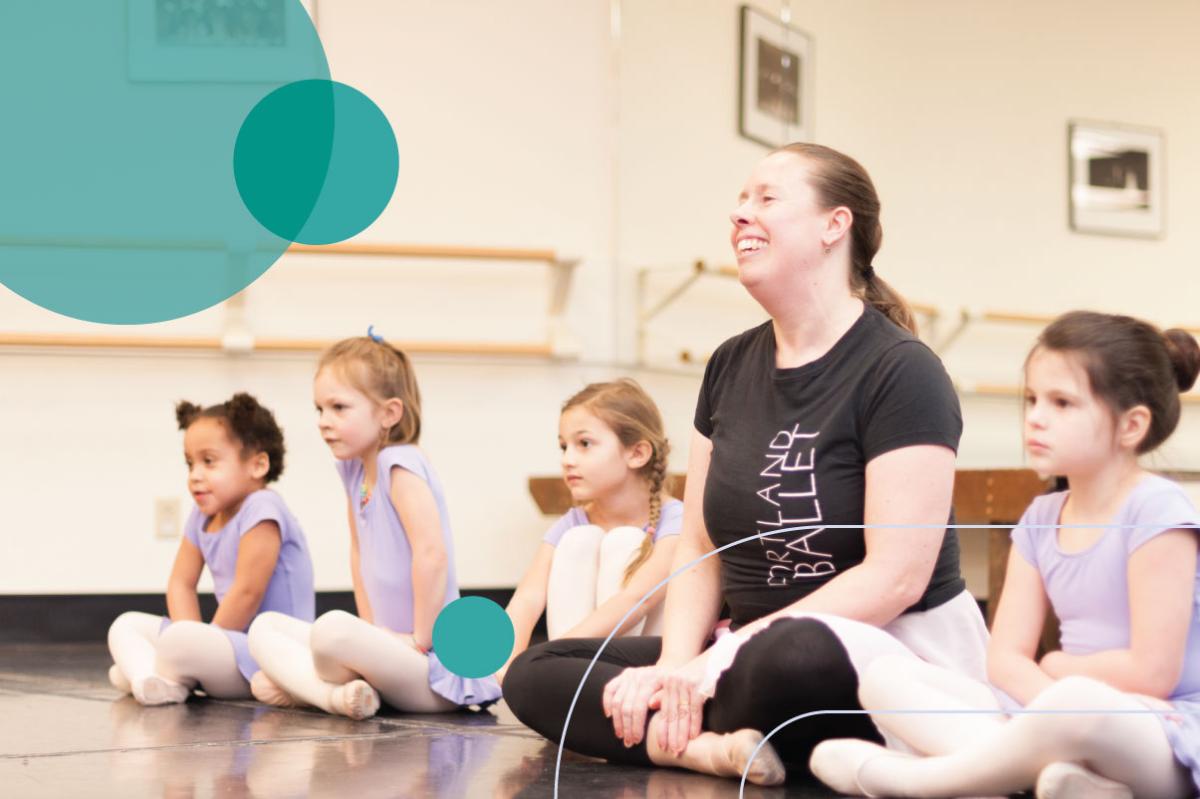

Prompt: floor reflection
[0,645,835,798]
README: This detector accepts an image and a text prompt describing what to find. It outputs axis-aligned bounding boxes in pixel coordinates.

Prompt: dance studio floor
[0,644,843,798]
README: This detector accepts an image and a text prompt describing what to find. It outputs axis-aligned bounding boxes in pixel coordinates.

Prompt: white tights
[848,654,1193,798]
[106,611,250,703]
[545,525,661,638]
[247,610,456,715]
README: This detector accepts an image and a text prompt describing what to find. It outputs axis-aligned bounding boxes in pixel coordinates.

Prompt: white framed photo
[1068,120,1165,238]
[738,5,814,148]
[128,0,321,83]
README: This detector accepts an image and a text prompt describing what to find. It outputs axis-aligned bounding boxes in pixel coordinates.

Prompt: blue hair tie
[367,325,384,343]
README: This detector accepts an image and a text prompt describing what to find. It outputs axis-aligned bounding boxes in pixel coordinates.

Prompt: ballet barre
[0,332,554,358]
[635,259,940,366]
[284,241,579,357]
[0,238,580,359]
[957,381,1200,405]
[933,307,1200,355]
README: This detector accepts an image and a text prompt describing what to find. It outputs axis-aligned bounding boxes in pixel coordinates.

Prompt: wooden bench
[529,468,1057,642]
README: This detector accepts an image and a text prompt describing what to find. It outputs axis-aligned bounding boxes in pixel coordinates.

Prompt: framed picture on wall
[1068,120,1165,238]
[128,0,321,83]
[738,5,814,148]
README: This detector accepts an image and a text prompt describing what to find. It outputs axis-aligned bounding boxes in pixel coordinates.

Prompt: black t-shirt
[694,305,966,627]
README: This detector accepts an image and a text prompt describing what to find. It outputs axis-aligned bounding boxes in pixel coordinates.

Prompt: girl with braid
[499,379,683,682]
[107,393,315,706]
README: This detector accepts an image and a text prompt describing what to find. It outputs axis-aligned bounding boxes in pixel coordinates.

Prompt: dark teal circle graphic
[235,80,398,245]
[0,1,333,324]
[432,597,515,679]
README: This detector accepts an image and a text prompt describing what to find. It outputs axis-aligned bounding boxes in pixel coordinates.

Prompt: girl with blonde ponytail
[247,332,501,719]
[499,379,682,681]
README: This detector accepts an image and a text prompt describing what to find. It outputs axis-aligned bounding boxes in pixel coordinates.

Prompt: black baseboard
[0,592,987,645]
[0,588,519,644]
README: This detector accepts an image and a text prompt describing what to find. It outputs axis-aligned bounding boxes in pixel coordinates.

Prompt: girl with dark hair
[812,311,1200,798]
[499,379,683,681]
[106,393,315,705]
[504,144,985,784]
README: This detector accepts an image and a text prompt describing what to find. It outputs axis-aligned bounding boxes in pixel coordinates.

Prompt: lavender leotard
[1011,474,1200,790]
[337,445,501,707]
[173,489,315,681]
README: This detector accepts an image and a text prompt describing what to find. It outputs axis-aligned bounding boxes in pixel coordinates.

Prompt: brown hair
[563,378,671,585]
[316,337,422,445]
[775,142,917,335]
[175,392,286,483]
[1030,310,1200,454]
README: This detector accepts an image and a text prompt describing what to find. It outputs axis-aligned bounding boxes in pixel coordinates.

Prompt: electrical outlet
[154,497,181,540]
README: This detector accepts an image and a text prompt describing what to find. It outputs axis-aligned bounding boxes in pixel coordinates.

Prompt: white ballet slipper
[249,670,304,709]
[330,679,380,720]
[108,664,132,694]
[809,738,904,797]
[132,674,190,706]
[1035,761,1132,799]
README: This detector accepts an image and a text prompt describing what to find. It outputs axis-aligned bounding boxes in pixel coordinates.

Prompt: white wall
[617,0,1200,462]
[3,0,1199,597]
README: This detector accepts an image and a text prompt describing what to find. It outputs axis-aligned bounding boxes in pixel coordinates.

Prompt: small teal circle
[432,597,514,679]
[234,79,398,245]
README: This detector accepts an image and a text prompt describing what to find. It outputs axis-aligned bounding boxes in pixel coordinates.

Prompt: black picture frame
[738,5,814,148]
[1068,119,1165,239]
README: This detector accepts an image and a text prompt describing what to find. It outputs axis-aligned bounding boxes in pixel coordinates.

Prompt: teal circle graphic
[432,597,515,679]
[234,80,398,245]
[0,2,385,324]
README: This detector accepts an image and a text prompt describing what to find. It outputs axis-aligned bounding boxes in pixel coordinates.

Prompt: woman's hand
[655,651,711,755]
[602,665,667,748]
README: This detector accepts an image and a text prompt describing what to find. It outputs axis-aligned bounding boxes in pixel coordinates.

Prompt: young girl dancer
[107,393,315,705]
[811,310,1200,798]
[501,379,683,679]
[247,333,501,718]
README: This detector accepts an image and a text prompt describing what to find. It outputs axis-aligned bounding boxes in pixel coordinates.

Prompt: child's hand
[1039,650,1068,678]
[391,631,430,654]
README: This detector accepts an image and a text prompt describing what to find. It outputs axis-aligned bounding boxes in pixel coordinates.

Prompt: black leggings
[503,616,880,769]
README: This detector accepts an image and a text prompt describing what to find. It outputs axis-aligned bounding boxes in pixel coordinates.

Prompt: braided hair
[561,378,672,586]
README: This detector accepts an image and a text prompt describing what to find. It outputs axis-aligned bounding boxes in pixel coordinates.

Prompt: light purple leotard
[336,444,501,707]
[175,489,315,681]
[541,498,684,546]
[1011,474,1200,789]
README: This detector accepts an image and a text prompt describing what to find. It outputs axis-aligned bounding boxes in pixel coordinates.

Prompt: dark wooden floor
[0,643,845,798]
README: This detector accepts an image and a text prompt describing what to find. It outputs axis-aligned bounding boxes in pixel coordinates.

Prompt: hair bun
[225,392,260,422]
[175,400,201,430]
[1164,329,1200,392]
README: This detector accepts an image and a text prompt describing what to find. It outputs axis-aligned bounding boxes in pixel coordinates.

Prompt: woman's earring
[823,246,831,254]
